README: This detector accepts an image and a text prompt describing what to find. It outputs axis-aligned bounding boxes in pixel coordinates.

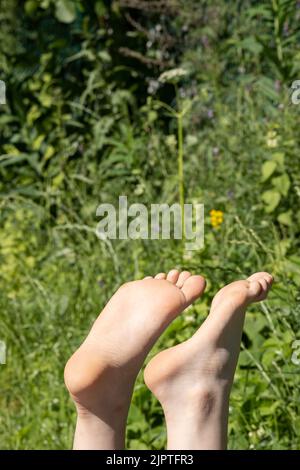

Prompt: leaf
[278,210,292,226]
[44,145,55,161]
[260,400,281,416]
[98,50,111,62]
[261,190,281,212]
[247,5,272,20]
[244,315,268,343]
[255,77,279,101]
[238,350,252,367]
[32,134,45,151]
[27,105,42,125]
[25,0,38,15]
[271,152,285,169]
[95,1,107,17]
[55,0,76,24]
[261,160,277,182]
[261,348,277,367]
[128,440,148,450]
[52,172,64,188]
[272,173,290,196]
[0,154,29,167]
[240,37,263,55]
[2,144,20,155]
[58,295,69,315]
[127,404,148,433]
[39,93,52,108]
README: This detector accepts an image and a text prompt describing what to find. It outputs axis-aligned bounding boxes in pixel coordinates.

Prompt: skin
[144,272,273,450]
[64,269,206,449]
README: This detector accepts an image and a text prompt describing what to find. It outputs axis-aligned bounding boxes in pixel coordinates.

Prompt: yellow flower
[210,209,224,228]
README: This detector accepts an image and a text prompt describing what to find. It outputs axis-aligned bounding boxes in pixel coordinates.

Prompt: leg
[64,270,206,449]
[144,272,273,449]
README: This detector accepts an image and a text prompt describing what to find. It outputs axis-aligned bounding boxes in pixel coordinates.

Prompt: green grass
[1,0,300,450]
[1,87,300,448]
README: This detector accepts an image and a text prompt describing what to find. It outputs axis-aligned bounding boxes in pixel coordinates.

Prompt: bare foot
[64,269,205,449]
[144,272,273,450]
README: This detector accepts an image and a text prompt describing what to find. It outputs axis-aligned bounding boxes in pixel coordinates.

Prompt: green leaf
[261,190,281,213]
[55,0,76,24]
[25,0,38,15]
[278,210,292,226]
[272,173,290,196]
[98,50,111,62]
[256,77,279,101]
[271,152,285,169]
[247,5,272,20]
[260,400,281,416]
[32,134,45,151]
[240,37,263,55]
[95,1,107,17]
[261,160,277,182]
[128,440,148,450]
[52,172,64,188]
[43,145,55,162]
[39,93,52,108]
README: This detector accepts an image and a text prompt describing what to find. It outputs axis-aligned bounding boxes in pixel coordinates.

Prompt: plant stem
[272,0,283,65]
[177,111,185,239]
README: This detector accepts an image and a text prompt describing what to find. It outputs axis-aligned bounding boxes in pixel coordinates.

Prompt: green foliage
[0,0,300,450]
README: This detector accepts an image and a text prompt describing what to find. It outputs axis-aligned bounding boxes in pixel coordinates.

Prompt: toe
[263,273,273,285]
[176,271,191,288]
[247,280,263,299]
[207,273,273,331]
[247,272,273,285]
[155,272,167,280]
[247,272,273,301]
[144,276,153,279]
[167,269,180,284]
[181,275,206,306]
[259,278,268,291]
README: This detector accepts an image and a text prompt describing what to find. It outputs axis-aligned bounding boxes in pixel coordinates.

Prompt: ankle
[73,412,126,450]
[164,381,229,421]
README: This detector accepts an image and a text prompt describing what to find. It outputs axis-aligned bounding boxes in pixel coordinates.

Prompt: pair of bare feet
[64,269,273,450]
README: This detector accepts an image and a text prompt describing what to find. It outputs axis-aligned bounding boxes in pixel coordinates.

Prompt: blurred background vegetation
[0,0,300,449]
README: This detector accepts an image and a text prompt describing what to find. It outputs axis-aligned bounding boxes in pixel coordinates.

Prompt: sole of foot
[144,272,273,449]
[64,269,206,447]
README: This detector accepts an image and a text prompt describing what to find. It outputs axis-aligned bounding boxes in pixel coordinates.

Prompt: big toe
[181,275,206,307]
